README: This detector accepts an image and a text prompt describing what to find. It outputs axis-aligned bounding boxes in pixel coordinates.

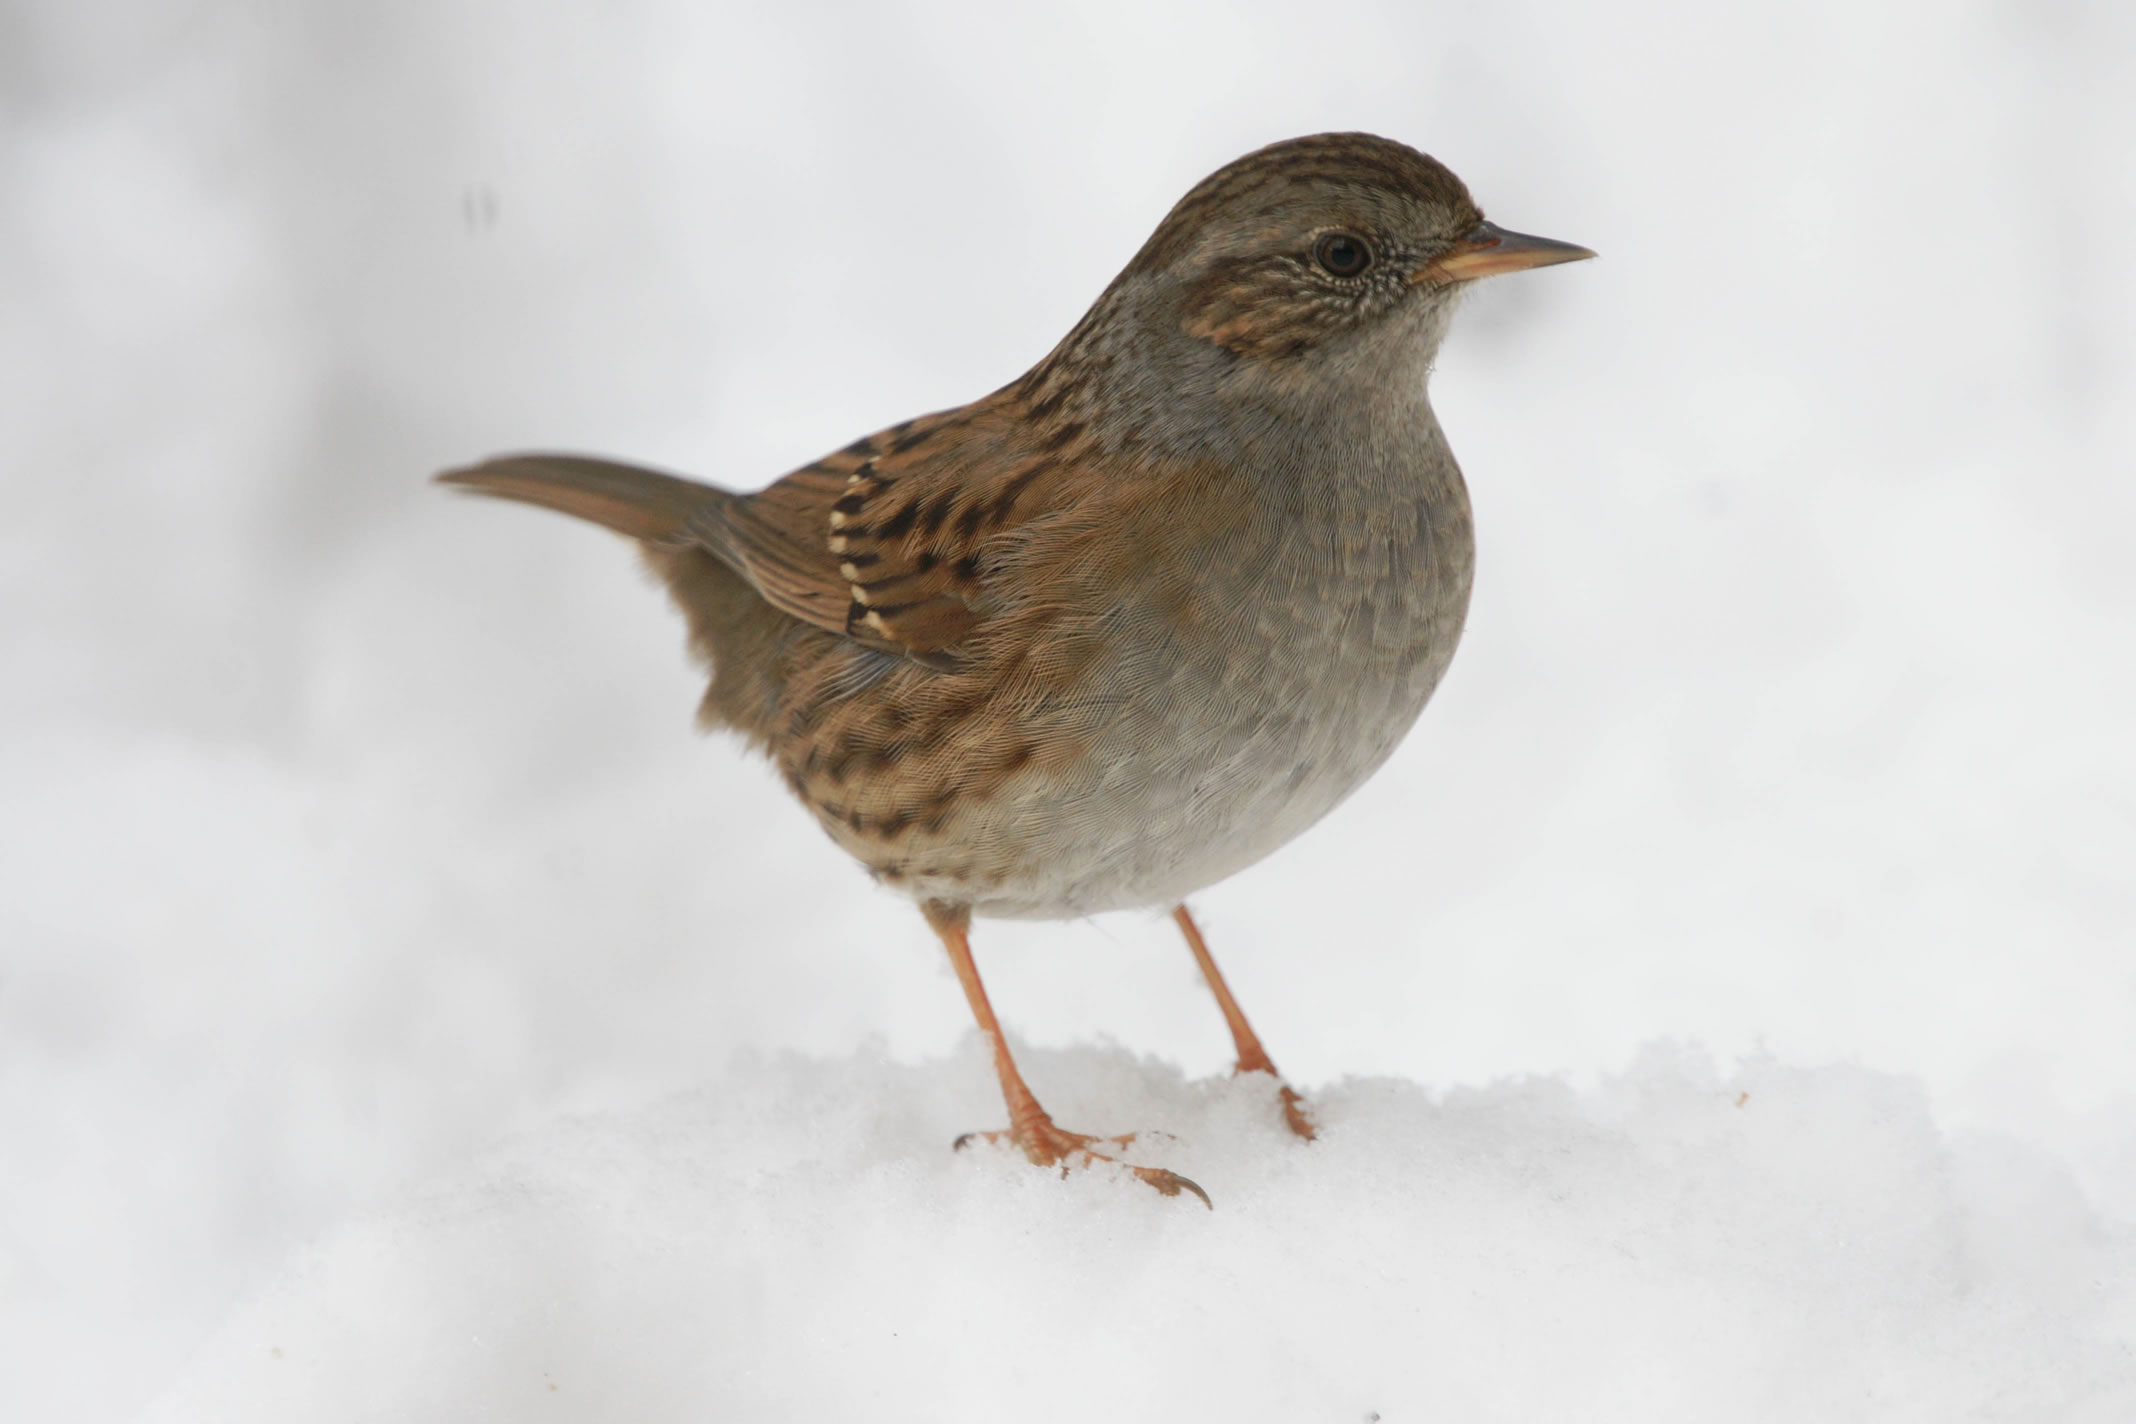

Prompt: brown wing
[704,397,1073,671]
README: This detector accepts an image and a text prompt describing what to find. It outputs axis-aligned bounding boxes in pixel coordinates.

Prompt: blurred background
[2,1,2131,1417]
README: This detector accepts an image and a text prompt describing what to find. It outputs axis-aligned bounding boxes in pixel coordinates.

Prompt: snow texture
[2,1,2133,1419]
[148,1045,2136,1422]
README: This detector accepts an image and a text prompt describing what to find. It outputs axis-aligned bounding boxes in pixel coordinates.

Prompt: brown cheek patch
[1182,262,1335,360]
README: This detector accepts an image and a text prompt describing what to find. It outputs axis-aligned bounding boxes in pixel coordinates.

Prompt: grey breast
[966,400,1476,920]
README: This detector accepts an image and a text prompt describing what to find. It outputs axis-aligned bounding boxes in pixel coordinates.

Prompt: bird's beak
[1412,221,1595,284]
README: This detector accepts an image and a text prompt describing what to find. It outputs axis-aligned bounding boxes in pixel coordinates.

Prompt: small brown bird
[441,133,1590,1205]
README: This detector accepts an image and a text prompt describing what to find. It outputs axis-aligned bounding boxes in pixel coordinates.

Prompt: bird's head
[1135,132,1592,371]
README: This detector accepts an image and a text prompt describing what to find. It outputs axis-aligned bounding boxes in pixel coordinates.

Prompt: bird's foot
[1263,1075,1318,1141]
[953,1116,1210,1207]
[1226,1054,1317,1141]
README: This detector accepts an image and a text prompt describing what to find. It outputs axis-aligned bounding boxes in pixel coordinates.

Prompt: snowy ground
[3,2,2133,1420]
[148,1047,2136,1422]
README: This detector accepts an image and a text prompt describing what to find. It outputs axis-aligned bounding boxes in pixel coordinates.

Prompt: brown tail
[436,454,730,544]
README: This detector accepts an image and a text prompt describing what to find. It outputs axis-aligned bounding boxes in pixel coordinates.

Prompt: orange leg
[924,900,1209,1206]
[1173,903,1316,1140]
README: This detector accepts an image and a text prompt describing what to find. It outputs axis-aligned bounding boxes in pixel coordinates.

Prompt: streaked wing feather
[707,402,1061,667]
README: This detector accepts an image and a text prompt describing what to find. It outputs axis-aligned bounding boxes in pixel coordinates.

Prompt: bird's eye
[1313,233,1372,278]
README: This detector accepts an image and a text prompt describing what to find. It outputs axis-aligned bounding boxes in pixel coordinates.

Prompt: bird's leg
[1173,903,1316,1140]
[923,900,1209,1206]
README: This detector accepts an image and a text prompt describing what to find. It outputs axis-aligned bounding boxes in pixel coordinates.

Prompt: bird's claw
[951,1124,1210,1207]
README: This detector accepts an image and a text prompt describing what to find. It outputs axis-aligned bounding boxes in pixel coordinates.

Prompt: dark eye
[1313,232,1372,278]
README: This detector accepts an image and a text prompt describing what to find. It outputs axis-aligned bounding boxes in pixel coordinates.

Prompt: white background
[3,2,2132,1418]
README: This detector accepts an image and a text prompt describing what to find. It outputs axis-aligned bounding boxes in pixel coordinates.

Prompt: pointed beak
[1411,221,1595,285]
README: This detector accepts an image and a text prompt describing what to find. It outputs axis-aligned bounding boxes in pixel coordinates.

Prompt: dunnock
[441,132,1591,1204]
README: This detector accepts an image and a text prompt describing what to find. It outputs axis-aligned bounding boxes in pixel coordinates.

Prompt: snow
[3,1,2133,1419]
[146,1046,2136,1421]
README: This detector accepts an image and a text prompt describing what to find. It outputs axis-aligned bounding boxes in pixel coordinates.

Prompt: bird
[439,132,1591,1206]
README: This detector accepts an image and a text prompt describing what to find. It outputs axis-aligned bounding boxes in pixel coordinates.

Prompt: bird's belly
[955,520,1474,919]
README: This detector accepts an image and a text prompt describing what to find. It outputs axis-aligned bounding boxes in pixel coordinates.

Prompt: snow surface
[3,0,2134,1419]
[147,1045,2136,1422]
